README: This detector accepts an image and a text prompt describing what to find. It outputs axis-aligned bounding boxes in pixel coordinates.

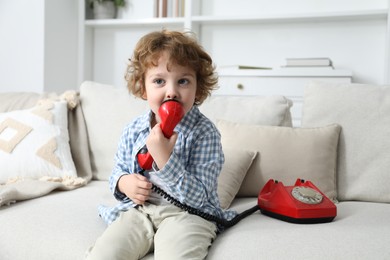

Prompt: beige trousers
[86,203,217,260]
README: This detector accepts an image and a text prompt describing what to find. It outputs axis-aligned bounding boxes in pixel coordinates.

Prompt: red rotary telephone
[257,179,337,224]
[137,99,184,170]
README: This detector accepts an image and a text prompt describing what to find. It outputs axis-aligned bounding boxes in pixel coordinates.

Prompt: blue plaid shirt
[98,106,237,226]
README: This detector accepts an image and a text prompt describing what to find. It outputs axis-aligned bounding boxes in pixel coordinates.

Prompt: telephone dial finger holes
[291,187,323,204]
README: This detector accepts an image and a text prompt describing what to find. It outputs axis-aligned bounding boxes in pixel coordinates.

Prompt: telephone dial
[136,100,337,229]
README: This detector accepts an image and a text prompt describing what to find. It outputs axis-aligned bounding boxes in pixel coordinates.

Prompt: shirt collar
[175,105,200,137]
[138,110,153,132]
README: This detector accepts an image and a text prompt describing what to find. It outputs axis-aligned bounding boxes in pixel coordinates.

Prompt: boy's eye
[153,78,165,85]
[178,78,189,85]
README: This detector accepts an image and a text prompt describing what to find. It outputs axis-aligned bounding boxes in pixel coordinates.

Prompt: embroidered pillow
[0,99,77,184]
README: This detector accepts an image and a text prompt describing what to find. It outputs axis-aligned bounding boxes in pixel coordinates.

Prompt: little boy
[86,29,237,260]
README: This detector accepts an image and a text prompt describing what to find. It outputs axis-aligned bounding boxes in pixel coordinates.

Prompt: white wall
[0,0,79,93]
[0,0,45,93]
[44,0,79,92]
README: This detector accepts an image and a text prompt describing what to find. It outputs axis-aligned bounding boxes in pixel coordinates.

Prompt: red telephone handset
[257,178,337,224]
[137,99,184,170]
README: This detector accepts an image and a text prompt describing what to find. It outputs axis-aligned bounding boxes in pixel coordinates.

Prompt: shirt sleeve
[109,125,134,201]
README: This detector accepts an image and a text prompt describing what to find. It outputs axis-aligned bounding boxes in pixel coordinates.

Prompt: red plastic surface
[258,179,337,221]
[159,100,184,138]
[137,100,184,170]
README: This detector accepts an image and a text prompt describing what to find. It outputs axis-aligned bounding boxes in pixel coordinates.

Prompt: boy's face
[144,51,197,124]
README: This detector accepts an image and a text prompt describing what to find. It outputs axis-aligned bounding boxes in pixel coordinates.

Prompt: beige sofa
[1,81,389,260]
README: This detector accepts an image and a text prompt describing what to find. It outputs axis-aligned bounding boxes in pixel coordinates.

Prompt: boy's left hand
[146,123,178,170]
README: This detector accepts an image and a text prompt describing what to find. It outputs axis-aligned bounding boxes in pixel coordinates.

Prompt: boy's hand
[146,123,178,170]
[118,174,152,205]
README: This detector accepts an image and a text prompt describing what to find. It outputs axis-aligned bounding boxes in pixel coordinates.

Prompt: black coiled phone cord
[150,183,259,230]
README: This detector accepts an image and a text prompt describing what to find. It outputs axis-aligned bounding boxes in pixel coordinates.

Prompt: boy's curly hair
[125,30,218,105]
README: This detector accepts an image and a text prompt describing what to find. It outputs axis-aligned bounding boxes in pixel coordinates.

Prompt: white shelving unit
[78,0,390,84]
[78,0,390,125]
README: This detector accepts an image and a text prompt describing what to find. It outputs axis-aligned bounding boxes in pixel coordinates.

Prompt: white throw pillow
[302,81,390,202]
[218,149,257,209]
[0,100,77,184]
[217,120,341,201]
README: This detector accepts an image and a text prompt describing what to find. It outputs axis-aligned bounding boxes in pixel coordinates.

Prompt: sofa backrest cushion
[302,81,390,203]
[199,95,292,127]
[79,81,293,181]
[79,81,149,180]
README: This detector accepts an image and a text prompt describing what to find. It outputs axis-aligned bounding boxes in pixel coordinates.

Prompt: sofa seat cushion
[1,181,389,260]
[0,181,114,260]
[208,199,390,259]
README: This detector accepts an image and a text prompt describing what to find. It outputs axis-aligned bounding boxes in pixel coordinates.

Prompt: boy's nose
[166,85,178,100]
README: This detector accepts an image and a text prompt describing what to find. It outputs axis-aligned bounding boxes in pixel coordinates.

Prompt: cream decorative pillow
[200,95,293,127]
[302,81,390,202]
[218,149,257,209]
[217,120,341,202]
[0,99,77,184]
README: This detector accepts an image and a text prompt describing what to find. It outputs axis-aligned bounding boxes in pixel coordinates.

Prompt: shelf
[217,69,353,78]
[84,9,388,29]
[192,9,388,25]
[85,17,186,28]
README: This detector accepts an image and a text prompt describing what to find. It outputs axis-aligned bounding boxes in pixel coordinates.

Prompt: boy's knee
[87,209,155,260]
[153,214,217,259]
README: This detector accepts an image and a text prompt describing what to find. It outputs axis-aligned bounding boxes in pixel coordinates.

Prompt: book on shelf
[155,0,185,18]
[284,57,333,67]
[219,65,273,70]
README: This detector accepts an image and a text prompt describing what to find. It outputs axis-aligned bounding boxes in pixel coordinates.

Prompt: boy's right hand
[118,174,152,205]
